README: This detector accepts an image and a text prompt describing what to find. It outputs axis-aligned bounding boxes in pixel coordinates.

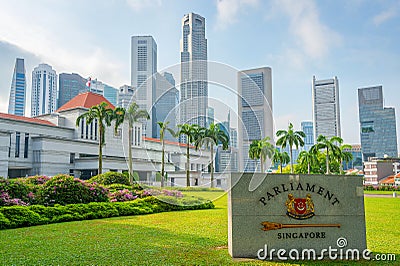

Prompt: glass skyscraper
[180,13,208,129]
[238,67,273,172]
[358,86,398,160]
[58,73,87,109]
[31,63,57,116]
[301,121,314,151]
[8,58,26,116]
[312,76,341,140]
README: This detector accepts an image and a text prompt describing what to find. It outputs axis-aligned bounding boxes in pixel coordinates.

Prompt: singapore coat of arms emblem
[285,193,315,220]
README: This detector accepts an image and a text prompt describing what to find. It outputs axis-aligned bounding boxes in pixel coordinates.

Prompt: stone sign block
[228,173,367,260]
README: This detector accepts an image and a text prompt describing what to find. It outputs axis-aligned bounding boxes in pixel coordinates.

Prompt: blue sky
[0,0,399,148]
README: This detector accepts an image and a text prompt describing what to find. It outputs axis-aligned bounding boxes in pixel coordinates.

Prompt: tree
[276,123,306,173]
[176,124,200,187]
[157,121,176,187]
[272,148,290,173]
[249,137,274,173]
[339,144,353,173]
[124,102,149,184]
[297,150,318,174]
[199,123,229,187]
[313,135,343,174]
[76,102,121,175]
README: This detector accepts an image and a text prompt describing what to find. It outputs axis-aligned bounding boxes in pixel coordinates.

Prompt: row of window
[8,132,29,159]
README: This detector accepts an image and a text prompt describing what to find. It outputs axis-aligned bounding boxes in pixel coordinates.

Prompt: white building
[0,92,216,187]
[31,63,57,117]
[118,85,136,109]
[180,13,208,129]
[131,36,157,138]
[312,76,341,140]
[238,67,273,172]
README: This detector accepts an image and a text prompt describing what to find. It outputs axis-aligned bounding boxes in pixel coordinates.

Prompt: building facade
[8,58,26,116]
[180,13,208,129]
[301,121,314,151]
[312,76,341,140]
[131,36,157,137]
[238,67,273,172]
[58,73,87,109]
[31,64,57,117]
[358,86,398,161]
[118,85,136,109]
[103,84,118,106]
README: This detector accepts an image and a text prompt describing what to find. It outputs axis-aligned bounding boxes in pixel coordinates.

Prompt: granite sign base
[228,173,367,260]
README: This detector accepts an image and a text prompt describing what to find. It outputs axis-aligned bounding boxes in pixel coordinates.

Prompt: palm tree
[176,123,200,187]
[157,121,176,187]
[297,150,318,174]
[339,144,353,173]
[276,123,306,173]
[249,137,274,173]
[125,102,149,184]
[272,148,290,173]
[76,102,117,175]
[313,135,343,174]
[199,123,229,187]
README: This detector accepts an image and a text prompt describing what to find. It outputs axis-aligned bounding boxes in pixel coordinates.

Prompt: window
[24,133,29,158]
[114,128,122,138]
[361,121,374,133]
[8,135,11,158]
[70,153,75,164]
[15,132,20,158]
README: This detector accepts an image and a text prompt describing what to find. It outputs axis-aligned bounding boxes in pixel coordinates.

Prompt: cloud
[373,9,397,26]
[215,0,259,29]
[272,0,342,59]
[126,0,162,12]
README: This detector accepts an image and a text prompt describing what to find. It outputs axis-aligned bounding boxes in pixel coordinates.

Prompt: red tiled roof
[56,92,115,112]
[0,112,56,127]
[380,173,400,184]
[143,136,195,148]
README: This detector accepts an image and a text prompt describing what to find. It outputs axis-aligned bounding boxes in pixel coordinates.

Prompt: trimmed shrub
[20,175,51,185]
[0,179,31,203]
[109,189,138,202]
[89,172,130,186]
[1,206,43,228]
[0,212,10,229]
[35,174,109,206]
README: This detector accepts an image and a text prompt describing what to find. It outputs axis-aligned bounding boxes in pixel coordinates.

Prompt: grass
[364,190,398,195]
[0,192,398,265]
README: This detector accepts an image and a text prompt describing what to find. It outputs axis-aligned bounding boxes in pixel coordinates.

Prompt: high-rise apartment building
[8,58,26,116]
[358,86,398,160]
[312,76,341,140]
[131,35,157,137]
[31,63,57,116]
[301,121,314,151]
[238,67,273,172]
[58,73,87,109]
[180,13,208,129]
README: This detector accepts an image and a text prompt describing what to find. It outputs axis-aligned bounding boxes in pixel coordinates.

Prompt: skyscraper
[131,35,157,137]
[180,13,208,129]
[8,58,26,116]
[358,86,398,160]
[118,85,135,109]
[238,67,273,172]
[301,121,314,151]
[31,63,57,116]
[312,76,341,140]
[103,84,118,106]
[58,73,87,109]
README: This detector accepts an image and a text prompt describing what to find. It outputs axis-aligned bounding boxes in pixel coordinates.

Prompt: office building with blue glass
[58,73,87,108]
[8,58,26,116]
[358,86,398,161]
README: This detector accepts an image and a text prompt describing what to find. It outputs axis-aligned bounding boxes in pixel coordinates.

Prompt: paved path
[364,193,399,198]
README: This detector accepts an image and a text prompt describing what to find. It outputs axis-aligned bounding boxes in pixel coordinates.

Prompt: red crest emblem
[294,198,307,214]
[285,194,315,220]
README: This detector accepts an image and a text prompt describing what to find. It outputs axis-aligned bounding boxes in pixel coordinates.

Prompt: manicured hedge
[89,172,130,186]
[0,196,214,230]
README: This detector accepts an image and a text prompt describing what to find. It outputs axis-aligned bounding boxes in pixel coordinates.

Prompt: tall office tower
[358,86,398,160]
[103,85,118,106]
[131,35,157,137]
[8,58,26,116]
[238,67,273,172]
[58,73,87,108]
[180,13,208,131]
[207,107,214,127]
[31,63,57,116]
[118,85,135,109]
[154,72,179,141]
[312,76,341,140]
[301,121,314,151]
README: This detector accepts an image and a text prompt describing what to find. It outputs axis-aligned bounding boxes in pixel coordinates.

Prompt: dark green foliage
[0,179,31,203]
[0,196,214,230]
[89,172,130,186]
[35,174,109,206]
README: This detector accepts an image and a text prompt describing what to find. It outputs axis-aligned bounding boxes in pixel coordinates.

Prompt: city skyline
[0,1,399,149]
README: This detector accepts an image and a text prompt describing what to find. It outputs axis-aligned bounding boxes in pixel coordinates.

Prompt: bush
[35,174,109,206]
[0,212,10,229]
[20,176,51,185]
[89,172,130,186]
[0,179,31,203]
[109,189,138,202]
[0,192,28,206]
[1,206,43,228]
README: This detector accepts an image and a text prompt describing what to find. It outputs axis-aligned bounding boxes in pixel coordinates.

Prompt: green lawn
[0,192,398,265]
[364,190,398,195]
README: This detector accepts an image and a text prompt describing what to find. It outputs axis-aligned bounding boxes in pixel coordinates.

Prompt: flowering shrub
[22,175,51,185]
[89,172,130,186]
[109,189,138,202]
[141,189,183,198]
[0,192,28,206]
[364,185,399,191]
[0,179,31,203]
[35,174,109,206]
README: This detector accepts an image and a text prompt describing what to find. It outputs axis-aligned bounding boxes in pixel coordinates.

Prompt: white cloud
[215,0,259,29]
[373,9,397,26]
[272,0,342,59]
[126,0,162,12]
